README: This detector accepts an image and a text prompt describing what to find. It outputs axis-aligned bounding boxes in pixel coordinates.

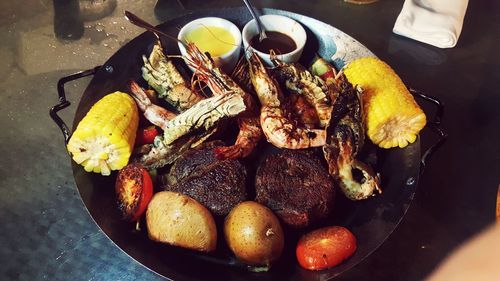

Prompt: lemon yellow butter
[185,25,235,57]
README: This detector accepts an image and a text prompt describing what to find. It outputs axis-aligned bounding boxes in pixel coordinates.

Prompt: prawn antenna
[125,10,187,47]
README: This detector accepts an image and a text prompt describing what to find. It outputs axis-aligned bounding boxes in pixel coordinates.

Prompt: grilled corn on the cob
[344,57,426,149]
[67,92,139,175]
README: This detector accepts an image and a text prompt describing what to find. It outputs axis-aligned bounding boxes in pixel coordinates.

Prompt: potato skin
[224,201,284,266]
[146,191,217,252]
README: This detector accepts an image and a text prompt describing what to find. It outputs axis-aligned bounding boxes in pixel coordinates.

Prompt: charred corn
[344,57,426,149]
[67,92,139,175]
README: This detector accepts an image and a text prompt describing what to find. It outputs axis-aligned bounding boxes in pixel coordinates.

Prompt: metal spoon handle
[242,0,267,41]
[124,10,185,45]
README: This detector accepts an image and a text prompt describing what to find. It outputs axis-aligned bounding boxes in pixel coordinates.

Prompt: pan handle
[50,66,101,144]
[409,88,448,174]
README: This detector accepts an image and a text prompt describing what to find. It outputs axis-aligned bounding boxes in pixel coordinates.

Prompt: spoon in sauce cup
[242,0,267,42]
[242,14,307,65]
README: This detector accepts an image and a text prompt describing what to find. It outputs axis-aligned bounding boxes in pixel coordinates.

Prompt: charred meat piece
[255,150,336,228]
[162,141,247,216]
[164,141,223,186]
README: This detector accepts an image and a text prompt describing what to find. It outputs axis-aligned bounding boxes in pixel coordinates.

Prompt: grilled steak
[162,141,247,216]
[255,150,336,228]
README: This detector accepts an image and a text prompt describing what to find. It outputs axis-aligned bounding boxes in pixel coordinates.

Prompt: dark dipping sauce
[250,31,297,54]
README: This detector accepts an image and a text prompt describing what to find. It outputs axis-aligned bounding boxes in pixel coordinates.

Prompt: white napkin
[393,0,469,48]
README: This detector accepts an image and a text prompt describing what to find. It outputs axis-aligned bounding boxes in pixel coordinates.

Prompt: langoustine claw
[323,73,381,200]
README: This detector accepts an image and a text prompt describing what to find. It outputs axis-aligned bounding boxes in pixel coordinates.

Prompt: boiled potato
[146,191,217,252]
[224,201,284,266]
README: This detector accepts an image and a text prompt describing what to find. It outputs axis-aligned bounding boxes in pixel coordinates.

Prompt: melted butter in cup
[185,26,236,57]
[178,17,242,74]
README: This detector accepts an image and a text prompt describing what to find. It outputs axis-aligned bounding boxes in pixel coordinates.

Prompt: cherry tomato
[135,126,159,145]
[115,163,153,221]
[296,226,357,270]
[320,70,335,81]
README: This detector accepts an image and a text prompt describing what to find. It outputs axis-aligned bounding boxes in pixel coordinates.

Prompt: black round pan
[51,7,446,281]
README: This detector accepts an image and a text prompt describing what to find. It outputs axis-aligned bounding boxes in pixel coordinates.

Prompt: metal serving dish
[50,7,446,281]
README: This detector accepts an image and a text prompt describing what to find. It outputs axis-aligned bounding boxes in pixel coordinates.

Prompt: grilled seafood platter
[65,9,428,276]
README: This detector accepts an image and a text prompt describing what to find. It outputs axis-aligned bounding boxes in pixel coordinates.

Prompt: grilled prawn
[248,51,326,149]
[271,55,333,128]
[323,72,381,200]
[183,43,262,159]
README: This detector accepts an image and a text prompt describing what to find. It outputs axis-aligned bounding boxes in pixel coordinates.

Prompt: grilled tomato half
[115,163,153,221]
[296,226,357,270]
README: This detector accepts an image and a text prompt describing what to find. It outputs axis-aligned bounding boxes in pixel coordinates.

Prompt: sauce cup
[242,14,307,66]
[178,17,242,73]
